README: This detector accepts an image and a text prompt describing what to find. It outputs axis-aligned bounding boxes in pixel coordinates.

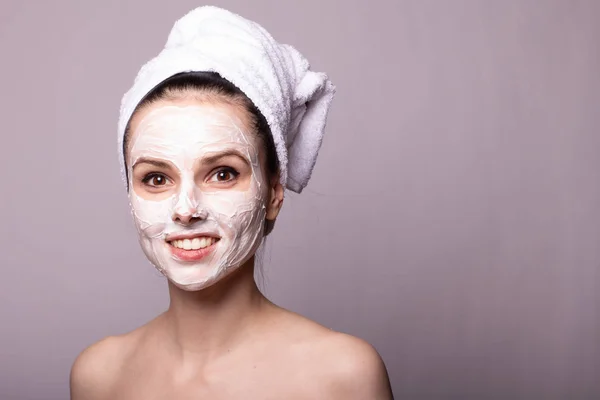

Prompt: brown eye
[142,173,169,187]
[217,170,232,181]
[209,167,240,183]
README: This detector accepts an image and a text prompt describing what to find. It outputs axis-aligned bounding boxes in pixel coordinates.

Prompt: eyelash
[209,167,240,183]
[141,173,171,187]
[140,167,240,187]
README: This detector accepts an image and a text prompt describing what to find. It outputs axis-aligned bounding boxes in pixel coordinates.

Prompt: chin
[170,279,216,292]
[165,264,238,291]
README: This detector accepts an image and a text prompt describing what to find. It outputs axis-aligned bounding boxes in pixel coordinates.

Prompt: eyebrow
[200,149,250,166]
[131,150,250,170]
[132,158,173,170]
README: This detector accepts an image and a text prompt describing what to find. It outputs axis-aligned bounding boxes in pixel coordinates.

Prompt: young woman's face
[126,98,269,291]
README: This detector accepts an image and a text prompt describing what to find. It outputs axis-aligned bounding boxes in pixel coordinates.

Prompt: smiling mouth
[166,236,220,262]
[168,236,219,250]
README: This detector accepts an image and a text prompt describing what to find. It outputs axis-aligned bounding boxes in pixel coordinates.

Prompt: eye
[209,167,240,183]
[142,173,171,187]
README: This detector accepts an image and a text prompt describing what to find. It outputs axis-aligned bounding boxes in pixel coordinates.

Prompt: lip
[167,238,219,262]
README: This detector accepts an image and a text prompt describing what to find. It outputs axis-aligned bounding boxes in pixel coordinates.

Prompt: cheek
[204,187,266,232]
[203,191,257,218]
[130,193,174,237]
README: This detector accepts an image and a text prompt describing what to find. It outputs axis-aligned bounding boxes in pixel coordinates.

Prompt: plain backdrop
[1,0,599,399]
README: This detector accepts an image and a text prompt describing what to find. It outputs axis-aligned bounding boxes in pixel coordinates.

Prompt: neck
[161,256,269,358]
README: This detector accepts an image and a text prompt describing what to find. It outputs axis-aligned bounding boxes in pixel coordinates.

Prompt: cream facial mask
[127,105,267,291]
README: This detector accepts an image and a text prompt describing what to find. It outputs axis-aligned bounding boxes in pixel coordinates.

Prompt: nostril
[173,212,205,225]
[188,216,203,224]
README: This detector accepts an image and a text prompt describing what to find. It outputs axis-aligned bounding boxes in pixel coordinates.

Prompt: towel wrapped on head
[117,5,336,193]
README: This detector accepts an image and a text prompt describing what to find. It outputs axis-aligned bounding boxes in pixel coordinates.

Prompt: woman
[70,6,393,399]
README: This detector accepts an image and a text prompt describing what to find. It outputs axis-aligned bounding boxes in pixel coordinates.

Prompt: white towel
[117,6,336,193]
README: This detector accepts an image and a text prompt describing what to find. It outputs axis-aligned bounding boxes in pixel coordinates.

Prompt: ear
[266,178,284,221]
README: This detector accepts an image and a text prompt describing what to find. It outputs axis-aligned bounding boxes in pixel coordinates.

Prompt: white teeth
[170,237,217,250]
[191,238,201,250]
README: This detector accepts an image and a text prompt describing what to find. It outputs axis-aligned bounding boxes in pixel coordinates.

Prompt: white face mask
[127,104,267,291]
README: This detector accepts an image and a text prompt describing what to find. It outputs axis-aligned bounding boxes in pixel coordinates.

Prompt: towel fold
[117,6,336,193]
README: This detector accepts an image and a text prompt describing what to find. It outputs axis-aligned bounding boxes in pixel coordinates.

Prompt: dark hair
[122,71,280,188]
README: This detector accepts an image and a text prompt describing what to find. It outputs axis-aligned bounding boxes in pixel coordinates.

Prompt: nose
[172,186,206,225]
[173,211,204,225]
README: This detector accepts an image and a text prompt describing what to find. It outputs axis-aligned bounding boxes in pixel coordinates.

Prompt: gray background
[1,0,598,399]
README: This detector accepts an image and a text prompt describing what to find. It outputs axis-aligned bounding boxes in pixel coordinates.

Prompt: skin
[70,97,394,400]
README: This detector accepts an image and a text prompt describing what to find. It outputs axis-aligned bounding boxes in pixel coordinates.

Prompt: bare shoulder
[271,309,394,399]
[69,329,142,400]
[312,331,394,399]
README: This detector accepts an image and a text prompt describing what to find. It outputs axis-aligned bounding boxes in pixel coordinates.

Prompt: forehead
[127,99,257,158]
